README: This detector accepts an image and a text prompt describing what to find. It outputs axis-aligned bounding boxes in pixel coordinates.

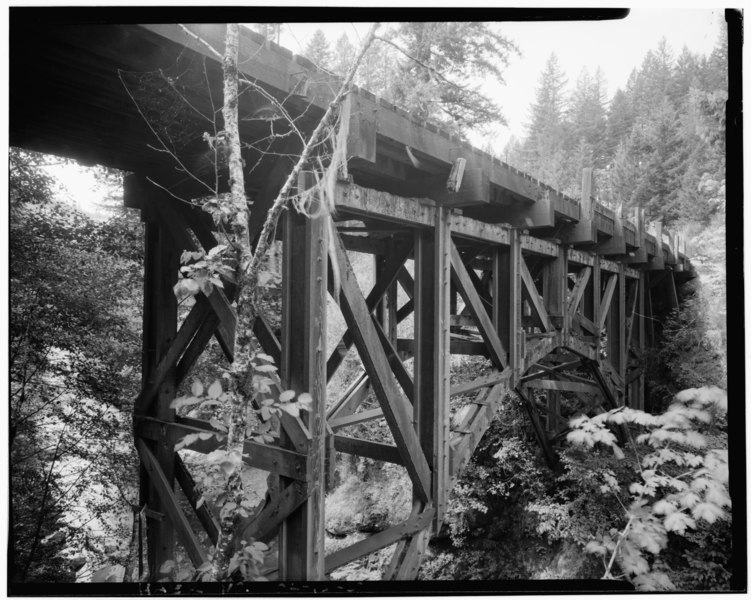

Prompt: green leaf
[184,278,200,295]
[198,432,213,441]
[207,244,227,259]
[691,501,725,524]
[652,499,677,515]
[281,403,300,418]
[254,364,277,373]
[279,390,295,403]
[261,406,271,421]
[664,511,696,535]
[256,353,275,363]
[199,278,213,297]
[209,416,228,432]
[297,393,312,406]
[191,379,204,397]
[208,379,222,399]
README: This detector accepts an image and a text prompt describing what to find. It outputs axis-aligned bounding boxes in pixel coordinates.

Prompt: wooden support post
[635,271,646,410]
[137,208,179,578]
[279,174,328,580]
[624,207,648,263]
[544,245,567,330]
[597,203,626,255]
[605,267,624,393]
[414,206,451,530]
[646,221,665,270]
[494,230,521,384]
[561,168,597,244]
[502,190,555,228]
[375,245,399,345]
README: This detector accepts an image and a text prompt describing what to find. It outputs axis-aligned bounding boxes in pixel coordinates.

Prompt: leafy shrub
[565,386,730,590]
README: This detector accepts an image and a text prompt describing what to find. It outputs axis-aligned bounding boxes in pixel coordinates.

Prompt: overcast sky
[281,9,724,152]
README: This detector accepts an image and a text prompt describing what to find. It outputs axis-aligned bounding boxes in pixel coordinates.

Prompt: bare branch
[245,23,381,288]
[179,24,223,60]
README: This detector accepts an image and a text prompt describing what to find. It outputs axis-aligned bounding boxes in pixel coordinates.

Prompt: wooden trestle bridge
[11,21,695,582]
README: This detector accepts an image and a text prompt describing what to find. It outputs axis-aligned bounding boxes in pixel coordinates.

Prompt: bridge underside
[10,21,695,581]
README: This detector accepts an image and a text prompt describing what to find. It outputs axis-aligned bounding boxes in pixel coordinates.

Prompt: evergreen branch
[374,35,468,92]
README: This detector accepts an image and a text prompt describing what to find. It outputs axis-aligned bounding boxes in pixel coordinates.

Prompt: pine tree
[387,22,519,134]
[304,29,332,69]
[330,34,356,78]
[521,53,568,187]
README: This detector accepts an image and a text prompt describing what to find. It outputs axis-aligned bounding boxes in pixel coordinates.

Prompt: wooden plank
[523,335,560,372]
[238,482,308,545]
[597,274,618,330]
[501,190,555,228]
[450,241,507,369]
[204,288,237,363]
[398,337,488,357]
[324,506,434,573]
[624,279,639,357]
[391,528,431,580]
[137,416,308,481]
[175,310,220,384]
[450,383,507,480]
[562,335,598,361]
[136,296,213,416]
[567,248,595,266]
[403,167,490,207]
[566,267,592,321]
[174,453,219,546]
[397,266,415,299]
[524,379,601,394]
[450,370,511,396]
[519,257,553,332]
[327,372,370,421]
[372,315,414,403]
[332,228,432,503]
[450,314,478,328]
[599,257,621,273]
[335,182,435,228]
[328,407,384,430]
[451,213,511,246]
[137,439,208,568]
[332,435,403,465]
[253,313,281,367]
[326,241,413,381]
[520,235,559,257]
